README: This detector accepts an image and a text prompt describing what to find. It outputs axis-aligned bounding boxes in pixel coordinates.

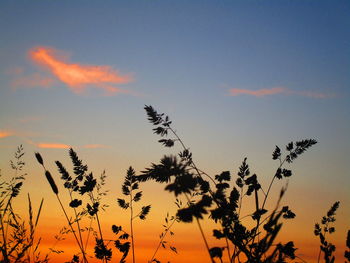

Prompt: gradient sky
[0,1,349,263]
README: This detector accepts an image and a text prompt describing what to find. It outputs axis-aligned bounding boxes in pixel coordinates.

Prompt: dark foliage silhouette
[141,105,348,263]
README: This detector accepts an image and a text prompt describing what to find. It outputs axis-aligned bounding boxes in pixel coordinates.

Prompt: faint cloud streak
[11,73,56,90]
[229,87,286,97]
[0,130,14,139]
[228,87,336,99]
[29,46,133,95]
[295,90,336,99]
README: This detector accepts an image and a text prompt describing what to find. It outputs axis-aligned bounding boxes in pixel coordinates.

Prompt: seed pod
[45,170,58,194]
[35,152,44,165]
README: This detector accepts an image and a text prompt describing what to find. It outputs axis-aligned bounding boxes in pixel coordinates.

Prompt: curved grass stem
[56,194,88,263]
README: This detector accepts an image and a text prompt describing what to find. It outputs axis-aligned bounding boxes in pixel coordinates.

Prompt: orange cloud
[229,87,336,98]
[83,144,110,149]
[26,139,107,149]
[37,143,71,149]
[29,46,133,95]
[0,130,13,139]
[229,87,286,97]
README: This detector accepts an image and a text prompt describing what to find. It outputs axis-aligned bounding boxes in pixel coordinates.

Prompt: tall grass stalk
[35,153,88,263]
[1,146,48,263]
[149,213,178,263]
[129,184,135,263]
[117,167,151,263]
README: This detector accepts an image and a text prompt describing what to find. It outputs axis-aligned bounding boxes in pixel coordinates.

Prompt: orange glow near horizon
[29,47,133,95]
[31,218,348,263]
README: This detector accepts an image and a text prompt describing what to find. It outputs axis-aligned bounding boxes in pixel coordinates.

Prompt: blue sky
[1,0,349,165]
[1,0,349,187]
[0,2,349,260]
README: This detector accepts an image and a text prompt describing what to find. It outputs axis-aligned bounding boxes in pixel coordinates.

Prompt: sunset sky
[0,1,349,263]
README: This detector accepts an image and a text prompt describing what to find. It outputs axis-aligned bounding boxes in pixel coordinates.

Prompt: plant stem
[250,157,286,249]
[69,192,85,260]
[95,213,107,263]
[149,216,177,263]
[90,192,106,263]
[196,216,214,263]
[56,194,88,263]
[0,195,13,262]
[261,157,286,211]
[184,193,214,263]
[130,186,136,263]
[317,223,328,263]
[317,249,322,263]
[84,217,94,252]
[0,212,9,262]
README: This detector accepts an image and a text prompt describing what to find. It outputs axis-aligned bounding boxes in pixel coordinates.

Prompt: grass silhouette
[1,106,349,263]
[148,211,179,263]
[117,166,151,263]
[35,149,111,263]
[0,146,47,263]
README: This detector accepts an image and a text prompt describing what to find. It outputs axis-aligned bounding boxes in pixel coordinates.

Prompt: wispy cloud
[26,140,109,149]
[11,72,56,90]
[228,87,336,99]
[25,138,71,149]
[229,87,286,97]
[0,130,14,139]
[29,46,133,95]
[83,144,110,149]
[36,143,71,149]
[294,90,336,99]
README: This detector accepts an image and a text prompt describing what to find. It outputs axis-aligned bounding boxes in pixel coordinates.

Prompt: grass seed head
[35,152,44,165]
[45,170,58,194]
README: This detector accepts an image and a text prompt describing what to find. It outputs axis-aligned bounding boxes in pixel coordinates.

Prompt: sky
[0,1,349,262]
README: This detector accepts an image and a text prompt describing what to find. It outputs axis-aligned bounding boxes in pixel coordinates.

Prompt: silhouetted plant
[345,230,350,262]
[141,105,335,263]
[65,254,79,263]
[35,149,109,263]
[0,146,47,263]
[142,105,218,262]
[149,211,179,263]
[314,201,340,263]
[111,225,130,263]
[117,167,151,263]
